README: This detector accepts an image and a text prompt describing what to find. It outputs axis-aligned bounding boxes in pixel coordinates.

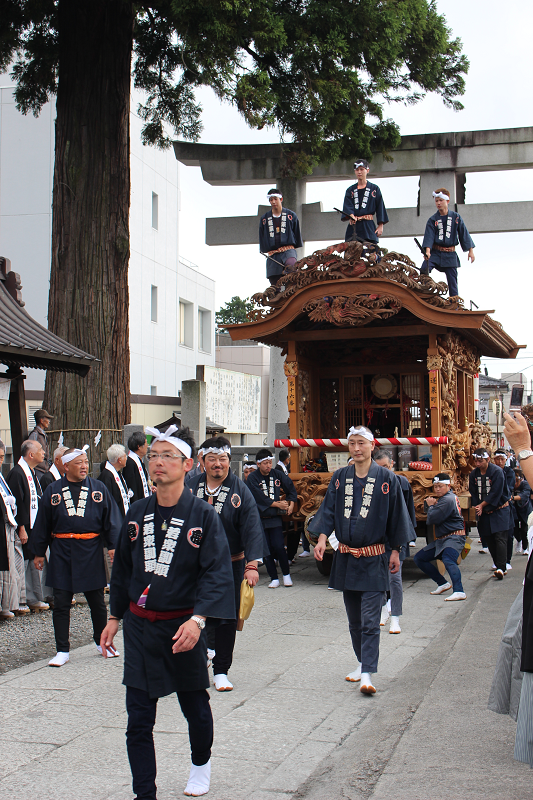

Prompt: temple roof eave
[227,279,522,360]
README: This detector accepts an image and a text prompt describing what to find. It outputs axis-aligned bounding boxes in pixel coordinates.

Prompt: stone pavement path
[0,542,530,799]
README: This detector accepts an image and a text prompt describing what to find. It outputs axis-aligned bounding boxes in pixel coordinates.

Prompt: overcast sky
[176,0,533,383]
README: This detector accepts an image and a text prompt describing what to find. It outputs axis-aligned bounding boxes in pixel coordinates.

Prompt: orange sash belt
[436,530,465,539]
[338,543,386,558]
[231,551,245,562]
[267,245,296,257]
[349,214,374,222]
[52,532,99,540]
[434,245,455,252]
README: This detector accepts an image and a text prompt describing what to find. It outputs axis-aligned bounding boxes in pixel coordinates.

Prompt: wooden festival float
[227,240,523,564]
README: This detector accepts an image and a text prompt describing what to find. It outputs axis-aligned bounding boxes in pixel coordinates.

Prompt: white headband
[268,193,283,200]
[61,444,89,465]
[347,427,374,442]
[354,162,368,168]
[432,191,450,201]
[257,456,273,463]
[245,463,257,470]
[474,451,490,459]
[433,477,451,484]
[145,425,192,459]
[203,446,231,457]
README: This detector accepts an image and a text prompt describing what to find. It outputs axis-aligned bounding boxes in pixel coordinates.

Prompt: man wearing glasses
[100,425,234,799]
[468,447,511,579]
[188,436,264,692]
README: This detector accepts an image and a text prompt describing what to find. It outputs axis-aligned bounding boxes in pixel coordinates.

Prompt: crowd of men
[259,160,476,299]
[2,412,532,797]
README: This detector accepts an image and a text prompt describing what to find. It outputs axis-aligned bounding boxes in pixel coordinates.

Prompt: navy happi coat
[31,476,121,592]
[308,460,411,592]
[259,207,303,253]
[342,181,388,243]
[422,211,475,269]
[188,469,264,561]
[110,490,234,697]
[469,463,511,535]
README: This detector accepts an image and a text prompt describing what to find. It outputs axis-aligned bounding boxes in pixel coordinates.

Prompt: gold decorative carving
[302,294,402,327]
[291,475,331,520]
[284,360,298,377]
[469,420,493,454]
[437,332,481,374]
[248,241,464,319]
[427,354,443,370]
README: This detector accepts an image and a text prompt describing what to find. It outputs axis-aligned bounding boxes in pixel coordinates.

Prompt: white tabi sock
[49,652,70,667]
[213,673,233,691]
[345,663,361,682]
[96,644,120,657]
[360,672,376,694]
[184,759,211,796]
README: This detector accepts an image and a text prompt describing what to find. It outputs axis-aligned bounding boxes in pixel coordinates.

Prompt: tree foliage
[2,0,469,176]
[216,296,254,331]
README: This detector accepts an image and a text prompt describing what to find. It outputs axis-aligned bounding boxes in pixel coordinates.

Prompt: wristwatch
[190,615,206,630]
[518,449,533,462]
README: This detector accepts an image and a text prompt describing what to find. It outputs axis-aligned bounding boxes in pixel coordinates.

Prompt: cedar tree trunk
[44,0,134,447]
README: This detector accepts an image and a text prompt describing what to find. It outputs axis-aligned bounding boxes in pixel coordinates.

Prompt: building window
[28,405,42,431]
[151,192,158,230]
[151,285,158,323]
[198,308,212,354]
[179,299,193,348]
[150,386,157,396]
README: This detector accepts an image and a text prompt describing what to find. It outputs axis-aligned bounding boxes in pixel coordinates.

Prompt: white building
[0,76,215,434]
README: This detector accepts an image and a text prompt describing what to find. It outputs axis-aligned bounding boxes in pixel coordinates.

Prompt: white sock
[49,652,70,667]
[345,663,361,682]
[213,673,233,691]
[96,644,120,657]
[360,672,374,686]
[184,760,211,796]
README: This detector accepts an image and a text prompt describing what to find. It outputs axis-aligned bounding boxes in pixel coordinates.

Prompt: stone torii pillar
[174,128,533,247]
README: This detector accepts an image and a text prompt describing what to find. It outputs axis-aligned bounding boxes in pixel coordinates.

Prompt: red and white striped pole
[274,437,448,448]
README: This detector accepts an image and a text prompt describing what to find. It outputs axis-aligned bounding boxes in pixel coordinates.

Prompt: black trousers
[126,685,212,800]
[206,559,243,676]
[514,520,529,550]
[264,522,290,579]
[53,588,107,652]
[486,529,508,573]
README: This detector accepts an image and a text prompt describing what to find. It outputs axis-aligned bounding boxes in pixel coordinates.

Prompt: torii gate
[174,126,533,257]
[173,127,533,446]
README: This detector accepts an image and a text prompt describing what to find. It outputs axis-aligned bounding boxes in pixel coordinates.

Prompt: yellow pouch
[237,579,255,631]
[461,536,472,561]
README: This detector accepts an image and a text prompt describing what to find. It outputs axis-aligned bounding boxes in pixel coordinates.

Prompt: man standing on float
[309,427,411,695]
[259,188,303,286]
[341,159,388,244]
[421,188,475,297]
